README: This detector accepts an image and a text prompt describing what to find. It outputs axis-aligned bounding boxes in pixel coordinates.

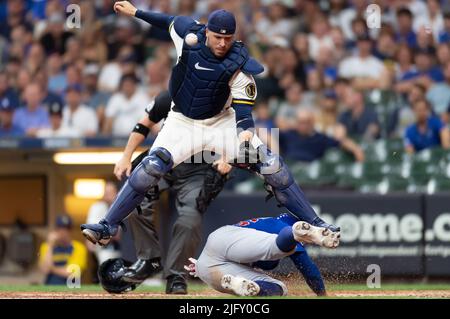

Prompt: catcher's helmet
[98,258,137,294]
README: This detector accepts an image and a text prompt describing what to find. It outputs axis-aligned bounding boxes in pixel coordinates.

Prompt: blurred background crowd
[2,0,450,191]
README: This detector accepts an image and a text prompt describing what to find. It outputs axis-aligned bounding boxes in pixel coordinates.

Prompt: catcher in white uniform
[81,1,340,251]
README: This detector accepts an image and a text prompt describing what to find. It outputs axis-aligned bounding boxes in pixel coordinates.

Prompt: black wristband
[132,123,150,137]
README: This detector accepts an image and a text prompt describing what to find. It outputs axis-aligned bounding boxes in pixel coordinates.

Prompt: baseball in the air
[185,33,198,46]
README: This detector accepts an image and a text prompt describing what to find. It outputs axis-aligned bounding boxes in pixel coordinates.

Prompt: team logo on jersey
[245,83,256,99]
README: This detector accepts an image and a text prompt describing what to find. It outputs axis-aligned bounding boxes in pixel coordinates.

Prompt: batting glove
[184,257,198,277]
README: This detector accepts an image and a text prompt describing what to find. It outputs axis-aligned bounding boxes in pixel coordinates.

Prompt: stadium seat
[362,140,387,162]
[385,138,404,154]
[427,177,450,194]
[322,149,353,165]
[383,176,409,192]
[295,161,338,186]
[410,158,440,179]
[414,147,445,163]
[406,176,430,194]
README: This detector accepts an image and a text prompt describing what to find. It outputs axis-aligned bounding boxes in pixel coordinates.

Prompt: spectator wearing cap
[0,71,20,112]
[338,33,390,90]
[397,47,444,93]
[405,99,450,153]
[103,73,151,136]
[395,8,418,48]
[61,84,98,137]
[0,100,23,137]
[36,101,82,138]
[338,88,380,141]
[38,215,88,285]
[12,82,50,136]
[34,71,65,117]
[279,109,364,163]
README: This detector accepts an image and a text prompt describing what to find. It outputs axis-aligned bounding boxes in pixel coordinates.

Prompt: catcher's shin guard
[256,147,340,233]
[105,147,174,226]
[256,147,317,223]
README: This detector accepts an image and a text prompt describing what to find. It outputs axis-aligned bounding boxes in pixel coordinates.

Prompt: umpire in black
[113,90,230,294]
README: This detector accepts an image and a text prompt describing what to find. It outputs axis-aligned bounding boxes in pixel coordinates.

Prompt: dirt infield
[1,290,449,299]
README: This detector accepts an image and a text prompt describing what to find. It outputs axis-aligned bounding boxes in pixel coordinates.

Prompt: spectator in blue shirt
[395,8,417,48]
[338,88,380,140]
[405,99,450,153]
[0,99,23,137]
[401,48,444,83]
[0,71,20,111]
[12,82,50,136]
[395,47,444,95]
[34,70,65,114]
[279,109,364,163]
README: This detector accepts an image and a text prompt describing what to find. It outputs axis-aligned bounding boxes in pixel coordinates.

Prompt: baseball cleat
[221,274,260,297]
[311,216,340,233]
[80,219,118,246]
[292,221,340,248]
[166,275,188,295]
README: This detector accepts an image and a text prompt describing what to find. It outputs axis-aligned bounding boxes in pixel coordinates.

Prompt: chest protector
[169,25,250,119]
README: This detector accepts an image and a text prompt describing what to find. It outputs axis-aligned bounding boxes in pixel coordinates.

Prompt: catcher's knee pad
[128,147,174,193]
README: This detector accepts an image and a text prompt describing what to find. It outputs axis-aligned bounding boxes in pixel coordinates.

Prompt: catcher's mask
[98,258,137,294]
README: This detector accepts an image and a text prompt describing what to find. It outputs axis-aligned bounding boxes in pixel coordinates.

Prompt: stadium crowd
[1,0,450,163]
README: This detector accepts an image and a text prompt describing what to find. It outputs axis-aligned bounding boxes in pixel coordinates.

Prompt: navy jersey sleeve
[135,9,175,31]
[321,133,340,148]
[171,16,198,38]
[145,90,172,123]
